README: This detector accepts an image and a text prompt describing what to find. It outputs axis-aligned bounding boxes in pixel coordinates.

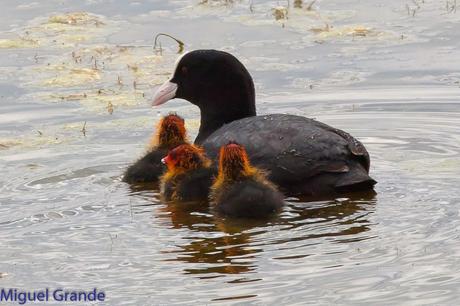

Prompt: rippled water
[1,0,460,304]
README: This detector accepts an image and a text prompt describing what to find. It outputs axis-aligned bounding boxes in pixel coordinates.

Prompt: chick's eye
[181,66,188,75]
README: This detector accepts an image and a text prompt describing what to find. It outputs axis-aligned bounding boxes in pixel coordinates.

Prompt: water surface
[1,0,459,304]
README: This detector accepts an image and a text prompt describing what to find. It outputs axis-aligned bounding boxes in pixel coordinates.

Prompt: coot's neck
[194,78,256,145]
[194,107,253,144]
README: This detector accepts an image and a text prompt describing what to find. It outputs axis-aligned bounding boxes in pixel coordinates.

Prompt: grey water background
[0,0,459,304]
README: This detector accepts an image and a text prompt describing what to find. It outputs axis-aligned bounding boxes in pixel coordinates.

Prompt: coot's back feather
[202,114,375,195]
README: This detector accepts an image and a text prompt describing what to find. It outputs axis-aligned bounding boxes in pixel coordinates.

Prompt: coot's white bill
[152,80,177,106]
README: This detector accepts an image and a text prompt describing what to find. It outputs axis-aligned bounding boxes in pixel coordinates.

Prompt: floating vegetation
[0,12,115,51]
[311,25,383,40]
[292,0,316,10]
[0,134,64,150]
[29,50,169,110]
[45,87,145,112]
[42,67,101,87]
[294,0,303,9]
[272,6,288,21]
[48,12,105,26]
[17,20,176,110]
[0,140,22,150]
[49,44,168,85]
[199,0,236,6]
[107,101,114,115]
[178,0,407,47]
[310,23,331,34]
[0,37,39,49]
[0,7,339,154]
[53,93,88,101]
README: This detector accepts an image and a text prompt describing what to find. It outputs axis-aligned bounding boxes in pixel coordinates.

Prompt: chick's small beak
[152,80,178,106]
[161,156,168,165]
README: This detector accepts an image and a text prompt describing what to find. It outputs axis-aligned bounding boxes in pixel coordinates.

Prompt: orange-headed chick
[123,113,188,184]
[210,142,284,218]
[160,144,215,202]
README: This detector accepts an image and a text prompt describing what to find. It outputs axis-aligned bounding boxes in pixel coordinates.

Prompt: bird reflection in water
[153,190,377,277]
[159,200,260,276]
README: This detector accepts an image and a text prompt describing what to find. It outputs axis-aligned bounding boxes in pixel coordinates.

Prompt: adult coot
[211,142,284,218]
[160,144,214,202]
[123,113,187,183]
[152,50,376,196]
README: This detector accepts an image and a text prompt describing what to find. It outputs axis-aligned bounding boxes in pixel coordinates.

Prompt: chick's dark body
[161,167,215,202]
[123,148,168,184]
[212,179,284,218]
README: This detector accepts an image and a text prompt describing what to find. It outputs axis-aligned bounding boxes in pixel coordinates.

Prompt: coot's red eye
[181,66,188,75]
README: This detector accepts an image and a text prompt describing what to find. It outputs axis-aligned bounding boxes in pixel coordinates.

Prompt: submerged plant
[153,33,185,54]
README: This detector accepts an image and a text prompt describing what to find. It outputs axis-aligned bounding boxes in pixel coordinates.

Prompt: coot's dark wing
[310,120,371,172]
[201,114,374,193]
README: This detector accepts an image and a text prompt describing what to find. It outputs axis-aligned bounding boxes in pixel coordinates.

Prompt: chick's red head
[162,144,208,172]
[218,141,253,180]
[156,113,187,148]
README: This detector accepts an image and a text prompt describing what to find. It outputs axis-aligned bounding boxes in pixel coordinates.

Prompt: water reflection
[148,190,377,277]
[159,200,259,275]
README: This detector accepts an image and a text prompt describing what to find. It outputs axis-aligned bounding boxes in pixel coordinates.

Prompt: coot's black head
[153,50,255,108]
[152,50,257,143]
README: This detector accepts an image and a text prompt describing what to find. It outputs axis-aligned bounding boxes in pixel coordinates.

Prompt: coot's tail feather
[334,162,377,193]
